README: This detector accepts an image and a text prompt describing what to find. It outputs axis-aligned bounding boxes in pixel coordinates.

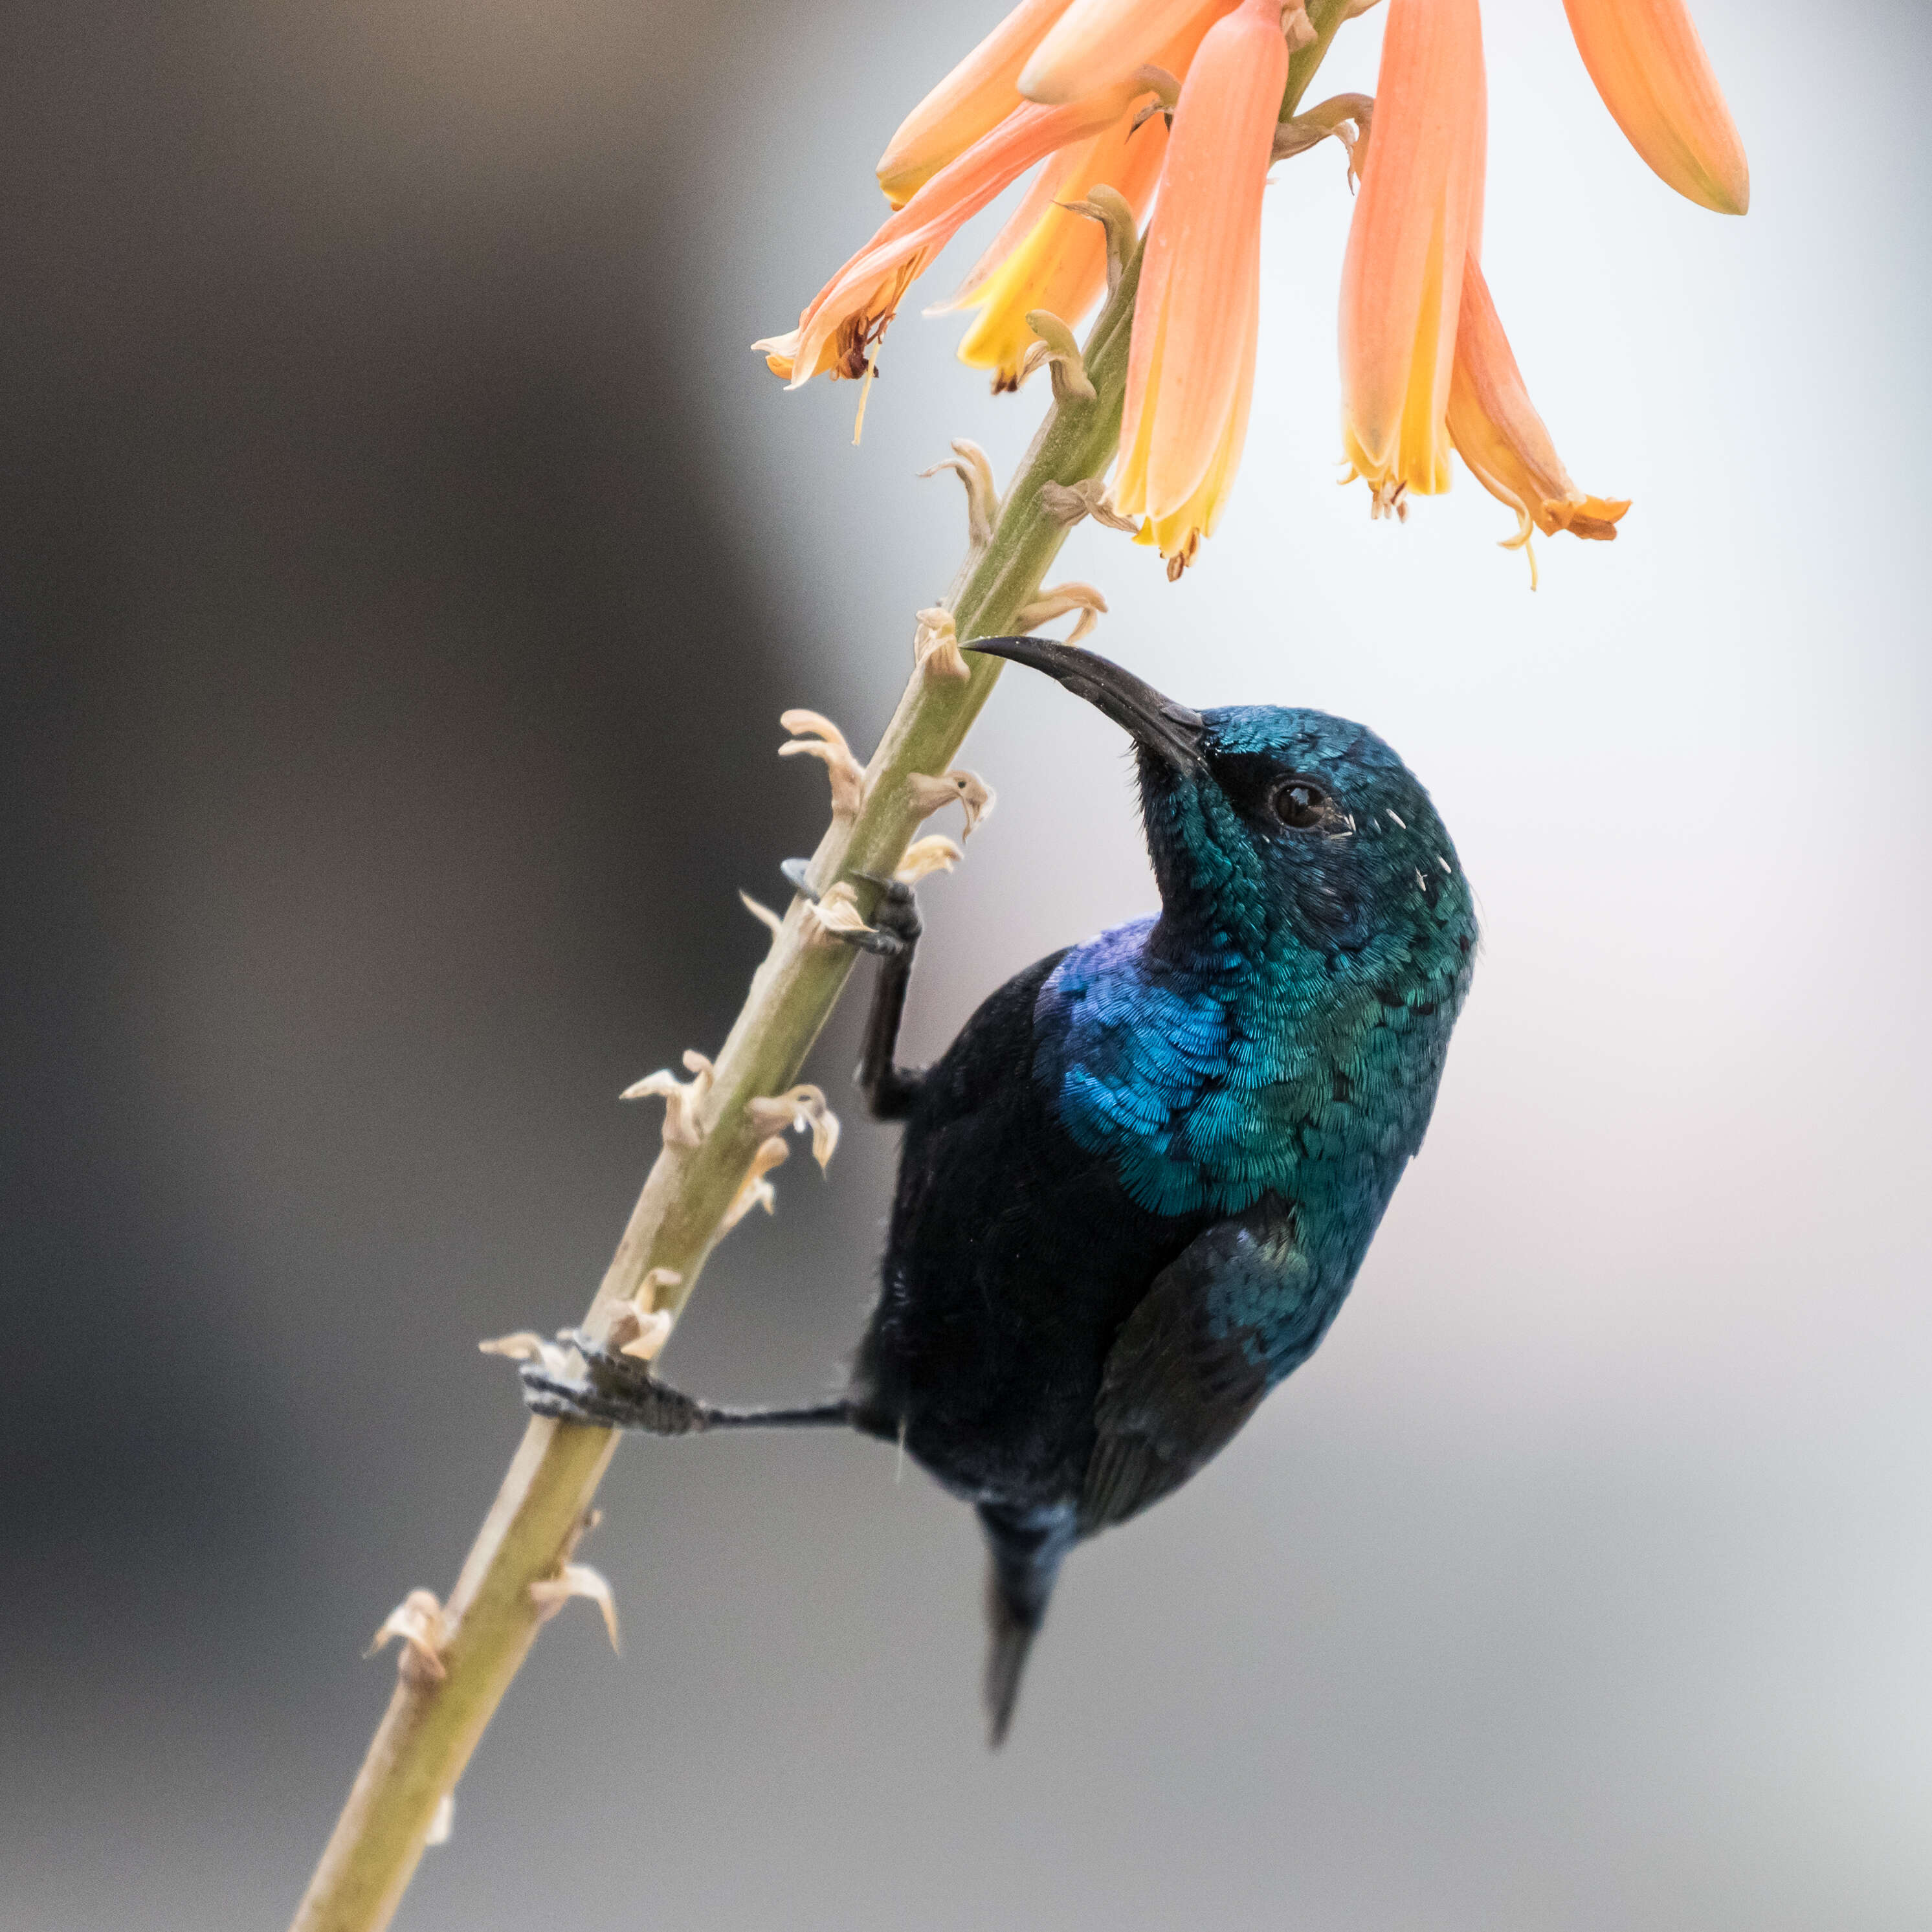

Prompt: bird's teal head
[970,638,1475,978]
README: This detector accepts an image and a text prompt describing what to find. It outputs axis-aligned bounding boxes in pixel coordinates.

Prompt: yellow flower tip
[786,94,1137,406]
[1113,0,1282,572]
[1338,0,1487,508]
[1562,0,1749,216]
[876,0,1078,206]
[945,86,1169,392]
[1560,496,1632,540]
[1447,255,1629,566]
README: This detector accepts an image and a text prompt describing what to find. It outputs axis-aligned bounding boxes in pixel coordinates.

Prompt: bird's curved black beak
[967,636,1205,772]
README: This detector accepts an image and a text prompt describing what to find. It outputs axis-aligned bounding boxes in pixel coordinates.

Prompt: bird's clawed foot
[851,871,922,956]
[520,1329,716,1435]
[781,859,921,958]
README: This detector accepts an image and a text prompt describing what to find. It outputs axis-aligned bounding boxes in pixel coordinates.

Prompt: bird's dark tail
[977,1502,1078,1749]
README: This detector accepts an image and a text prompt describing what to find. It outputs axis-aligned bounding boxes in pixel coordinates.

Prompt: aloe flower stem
[289,12,1372,1915]
[289,246,1146,1932]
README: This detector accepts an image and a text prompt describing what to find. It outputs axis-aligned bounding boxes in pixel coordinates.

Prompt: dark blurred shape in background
[0,3,836,1920]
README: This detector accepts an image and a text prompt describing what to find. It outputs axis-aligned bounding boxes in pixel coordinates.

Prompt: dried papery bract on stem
[904,767,995,840]
[747,1084,841,1171]
[723,1135,792,1231]
[367,1592,447,1688]
[1015,580,1109,645]
[1018,309,1097,403]
[620,1050,715,1149]
[1039,476,1138,531]
[477,1331,577,1377]
[779,712,871,820]
[897,835,965,884]
[918,438,1000,549]
[739,889,785,937]
[1274,91,1373,176]
[1061,184,1140,300]
[915,608,972,682]
[528,1563,621,1654]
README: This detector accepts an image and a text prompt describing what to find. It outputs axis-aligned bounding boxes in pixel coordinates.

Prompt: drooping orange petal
[1019,0,1235,107]
[944,0,1221,388]
[1113,0,1283,564]
[1563,0,1748,215]
[1129,236,1259,569]
[1338,0,1487,505]
[877,0,1077,209]
[943,116,1168,388]
[1447,253,1630,557]
[759,88,1140,389]
[943,145,1082,317]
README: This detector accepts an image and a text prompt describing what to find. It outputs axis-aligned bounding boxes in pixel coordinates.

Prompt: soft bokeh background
[3,1,1927,1926]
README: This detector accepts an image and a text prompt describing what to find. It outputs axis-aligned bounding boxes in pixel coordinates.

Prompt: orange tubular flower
[941,111,1171,390]
[1019,0,1235,105]
[1338,0,1487,515]
[756,87,1140,392]
[1563,0,1748,215]
[942,2,1223,390]
[1113,0,1286,573]
[876,0,1077,208]
[1447,255,1630,583]
[766,0,1745,582]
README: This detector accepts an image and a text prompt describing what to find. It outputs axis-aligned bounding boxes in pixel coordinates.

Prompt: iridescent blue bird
[520,638,1477,1743]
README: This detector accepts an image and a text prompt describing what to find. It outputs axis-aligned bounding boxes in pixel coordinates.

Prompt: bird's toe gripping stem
[520,1330,715,1436]
[850,869,922,949]
[780,859,920,957]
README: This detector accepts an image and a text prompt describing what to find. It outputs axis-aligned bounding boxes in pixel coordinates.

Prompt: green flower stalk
[289,249,1145,1932]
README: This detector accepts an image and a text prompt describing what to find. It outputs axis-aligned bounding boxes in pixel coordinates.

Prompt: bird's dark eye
[1268,777,1329,830]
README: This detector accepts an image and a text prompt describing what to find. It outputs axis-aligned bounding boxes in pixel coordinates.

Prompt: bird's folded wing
[1079,1194,1305,1535]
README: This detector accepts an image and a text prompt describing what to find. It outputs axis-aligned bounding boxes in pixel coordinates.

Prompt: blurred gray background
[3,0,1927,1927]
